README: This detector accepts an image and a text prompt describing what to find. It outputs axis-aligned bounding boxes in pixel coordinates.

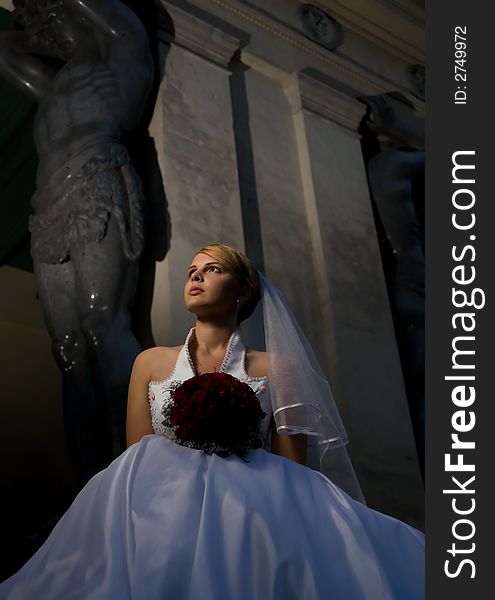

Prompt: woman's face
[184,253,242,320]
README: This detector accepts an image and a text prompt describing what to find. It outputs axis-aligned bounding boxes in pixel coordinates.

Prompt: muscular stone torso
[34,39,140,185]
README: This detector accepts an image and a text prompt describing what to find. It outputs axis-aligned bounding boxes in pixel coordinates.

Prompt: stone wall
[149,0,425,526]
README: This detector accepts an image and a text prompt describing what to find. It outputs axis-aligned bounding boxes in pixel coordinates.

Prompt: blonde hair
[197,244,261,323]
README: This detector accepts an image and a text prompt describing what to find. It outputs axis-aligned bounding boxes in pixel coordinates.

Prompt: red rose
[164,373,266,458]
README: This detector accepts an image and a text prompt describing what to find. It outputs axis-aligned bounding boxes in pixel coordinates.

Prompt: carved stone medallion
[300,4,343,51]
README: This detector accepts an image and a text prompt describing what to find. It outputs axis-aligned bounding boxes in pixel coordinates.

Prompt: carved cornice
[376,0,425,25]
[294,72,367,135]
[203,0,423,111]
[157,1,241,68]
[155,0,424,114]
[306,0,424,63]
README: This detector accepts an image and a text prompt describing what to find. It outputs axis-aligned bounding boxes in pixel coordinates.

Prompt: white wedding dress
[1,328,424,599]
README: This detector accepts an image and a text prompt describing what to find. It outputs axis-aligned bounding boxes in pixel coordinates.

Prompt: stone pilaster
[287,70,424,526]
[150,7,244,345]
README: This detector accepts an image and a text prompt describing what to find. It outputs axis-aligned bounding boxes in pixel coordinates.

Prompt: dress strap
[220,329,247,379]
[171,329,196,380]
[180,327,246,378]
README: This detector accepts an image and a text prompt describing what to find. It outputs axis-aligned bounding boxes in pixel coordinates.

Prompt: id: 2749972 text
[454,26,468,105]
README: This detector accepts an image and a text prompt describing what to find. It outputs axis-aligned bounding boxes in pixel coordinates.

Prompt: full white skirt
[1,435,424,599]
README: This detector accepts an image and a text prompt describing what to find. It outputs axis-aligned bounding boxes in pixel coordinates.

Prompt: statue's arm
[0,31,55,102]
[63,0,148,44]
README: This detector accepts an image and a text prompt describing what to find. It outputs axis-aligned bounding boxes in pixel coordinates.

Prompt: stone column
[234,52,326,360]
[286,71,424,526]
[149,6,244,345]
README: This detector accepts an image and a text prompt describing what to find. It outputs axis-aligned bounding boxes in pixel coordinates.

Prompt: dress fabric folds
[1,436,424,600]
[1,329,424,599]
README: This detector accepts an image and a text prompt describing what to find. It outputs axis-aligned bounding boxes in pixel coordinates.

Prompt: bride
[0,244,424,599]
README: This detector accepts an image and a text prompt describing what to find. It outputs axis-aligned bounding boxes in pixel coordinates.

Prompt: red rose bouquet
[161,372,267,458]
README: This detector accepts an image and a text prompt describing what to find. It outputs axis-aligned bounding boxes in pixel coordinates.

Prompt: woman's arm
[246,351,308,465]
[126,351,154,447]
[270,417,308,465]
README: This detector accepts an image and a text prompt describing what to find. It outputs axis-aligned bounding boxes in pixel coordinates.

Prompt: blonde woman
[1,244,424,599]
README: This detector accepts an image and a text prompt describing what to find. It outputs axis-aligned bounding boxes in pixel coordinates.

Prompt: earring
[236,298,240,310]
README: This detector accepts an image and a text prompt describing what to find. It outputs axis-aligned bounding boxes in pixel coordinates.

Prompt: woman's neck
[193,319,236,355]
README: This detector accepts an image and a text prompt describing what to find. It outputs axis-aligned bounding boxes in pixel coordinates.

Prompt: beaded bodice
[148,328,272,449]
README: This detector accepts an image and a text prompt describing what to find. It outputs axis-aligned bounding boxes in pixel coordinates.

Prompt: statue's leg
[32,258,109,485]
[69,214,141,458]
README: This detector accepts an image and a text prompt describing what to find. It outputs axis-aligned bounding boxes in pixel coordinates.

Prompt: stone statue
[360,93,425,475]
[0,0,154,484]
[407,64,425,101]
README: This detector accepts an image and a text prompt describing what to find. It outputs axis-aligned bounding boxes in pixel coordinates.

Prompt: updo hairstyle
[197,244,261,324]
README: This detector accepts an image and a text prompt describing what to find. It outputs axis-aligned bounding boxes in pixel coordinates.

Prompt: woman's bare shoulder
[134,345,183,381]
[245,348,268,378]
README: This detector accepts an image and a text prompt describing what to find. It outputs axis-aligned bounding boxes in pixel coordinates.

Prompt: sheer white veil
[241,273,365,503]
